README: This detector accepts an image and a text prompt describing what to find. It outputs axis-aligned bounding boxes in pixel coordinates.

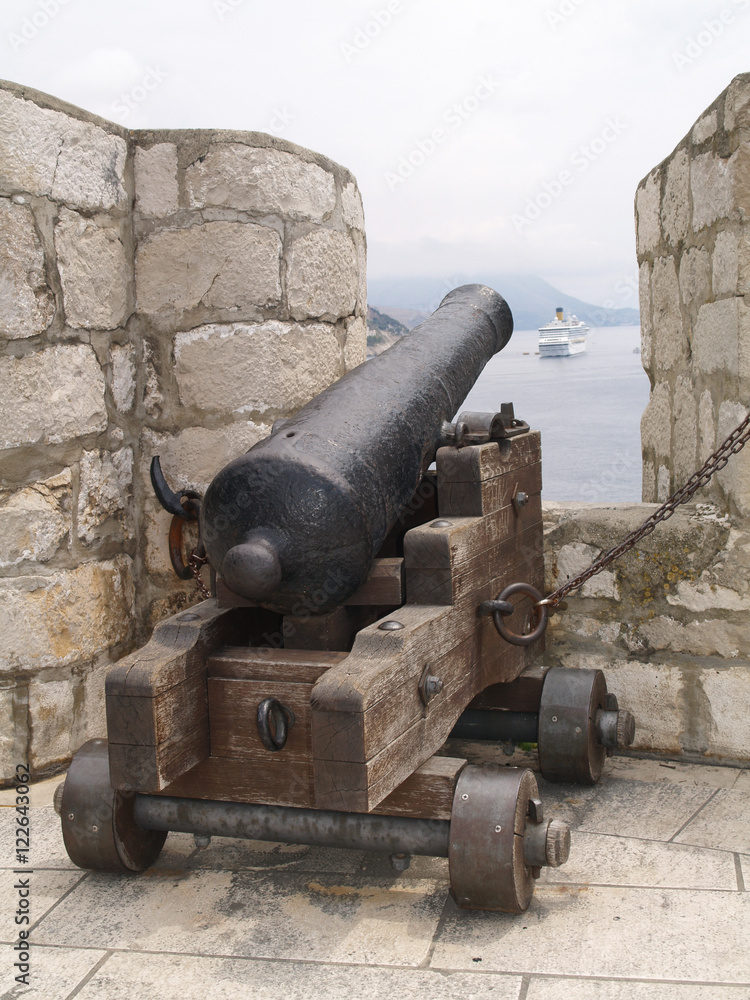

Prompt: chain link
[189,550,211,601]
[541,409,750,609]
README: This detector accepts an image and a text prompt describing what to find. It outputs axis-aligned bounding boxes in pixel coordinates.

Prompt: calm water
[457,326,649,502]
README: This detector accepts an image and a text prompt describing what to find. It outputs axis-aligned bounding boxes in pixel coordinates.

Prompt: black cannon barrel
[200,283,513,613]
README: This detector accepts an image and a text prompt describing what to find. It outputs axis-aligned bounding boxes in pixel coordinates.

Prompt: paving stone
[527,978,750,999]
[77,952,523,1000]
[0,945,107,1000]
[0,804,75,871]
[430,886,750,982]
[0,869,86,934]
[34,869,447,966]
[536,775,715,842]
[539,830,737,890]
[734,769,750,791]
[608,757,742,790]
[674,787,750,853]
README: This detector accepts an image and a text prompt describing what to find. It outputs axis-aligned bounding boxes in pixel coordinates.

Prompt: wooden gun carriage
[57,286,634,913]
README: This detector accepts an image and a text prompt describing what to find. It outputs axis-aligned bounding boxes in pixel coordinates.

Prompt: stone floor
[1,749,749,1000]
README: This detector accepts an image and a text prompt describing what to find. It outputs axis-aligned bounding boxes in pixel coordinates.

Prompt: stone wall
[0,81,366,782]
[636,73,750,514]
[544,74,750,767]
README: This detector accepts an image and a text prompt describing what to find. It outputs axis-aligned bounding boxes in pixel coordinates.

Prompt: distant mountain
[368,273,639,330]
[366,305,410,356]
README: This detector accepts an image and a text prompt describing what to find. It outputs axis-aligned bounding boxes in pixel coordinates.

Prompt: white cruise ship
[538,307,589,357]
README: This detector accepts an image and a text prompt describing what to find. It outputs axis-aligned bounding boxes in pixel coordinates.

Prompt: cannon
[58,285,635,913]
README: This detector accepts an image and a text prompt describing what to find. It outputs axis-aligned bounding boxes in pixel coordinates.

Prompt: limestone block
[135,143,179,217]
[692,110,717,144]
[0,90,127,210]
[713,230,739,295]
[642,459,656,502]
[185,144,336,221]
[715,399,750,517]
[635,169,661,256]
[356,236,367,314]
[657,464,671,502]
[110,343,136,412]
[287,229,357,321]
[638,615,750,659]
[724,75,750,133]
[0,555,134,672]
[701,665,750,759]
[0,470,71,568]
[738,225,750,294]
[638,261,652,372]
[55,208,129,330]
[661,148,690,245]
[139,423,270,574]
[341,182,365,231]
[691,151,733,230]
[551,541,619,600]
[678,246,710,313]
[0,343,106,449]
[28,677,75,770]
[640,381,672,460]
[136,221,281,318]
[82,663,109,742]
[651,255,687,371]
[142,340,165,419]
[672,376,697,487]
[740,296,750,401]
[698,389,716,463]
[77,448,134,545]
[0,199,54,339]
[666,575,750,612]
[344,315,367,371]
[692,298,739,376]
[0,686,21,783]
[174,321,342,414]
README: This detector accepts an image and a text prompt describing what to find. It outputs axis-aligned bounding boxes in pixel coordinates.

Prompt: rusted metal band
[486,582,548,646]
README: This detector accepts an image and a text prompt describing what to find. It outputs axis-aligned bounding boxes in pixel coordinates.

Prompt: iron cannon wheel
[60,739,166,872]
[537,667,608,784]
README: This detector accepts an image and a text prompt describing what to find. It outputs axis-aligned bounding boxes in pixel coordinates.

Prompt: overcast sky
[1,0,748,307]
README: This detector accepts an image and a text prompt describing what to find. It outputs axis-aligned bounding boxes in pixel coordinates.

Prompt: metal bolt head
[431,520,453,528]
[67,812,75,821]
[92,825,98,833]
[389,852,411,871]
[461,793,469,801]
[194,834,211,850]
[516,491,528,506]
[378,620,404,631]
[494,824,502,833]
[551,715,558,723]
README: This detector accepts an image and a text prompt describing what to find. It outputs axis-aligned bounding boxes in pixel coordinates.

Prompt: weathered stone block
[0,199,54,339]
[715,399,750,518]
[672,376,698,487]
[0,556,134,672]
[701,664,750,759]
[691,151,733,230]
[0,343,106,449]
[141,339,165,419]
[135,143,179,217]
[0,470,71,568]
[136,221,281,318]
[678,246,710,313]
[77,448,134,546]
[698,389,716,463]
[657,463,670,502]
[661,147,690,245]
[0,685,23,782]
[692,110,717,144]
[287,229,357,321]
[341,182,365,231]
[692,298,739,376]
[638,261,652,371]
[110,343,136,412]
[640,381,672,460]
[0,90,127,210]
[651,255,687,371]
[28,677,75,771]
[552,541,619,599]
[344,315,367,370]
[174,321,342,414]
[724,75,750,133]
[55,208,129,330]
[638,615,750,659]
[139,423,270,574]
[635,169,661,256]
[713,229,739,295]
[185,144,336,221]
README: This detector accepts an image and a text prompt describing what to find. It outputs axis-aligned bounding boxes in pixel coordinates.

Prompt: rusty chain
[189,549,211,601]
[539,409,750,610]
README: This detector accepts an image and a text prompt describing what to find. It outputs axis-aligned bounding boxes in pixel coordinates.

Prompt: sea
[456,325,649,502]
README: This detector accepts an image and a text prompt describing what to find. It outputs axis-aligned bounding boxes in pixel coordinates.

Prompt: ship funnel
[555,306,564,321]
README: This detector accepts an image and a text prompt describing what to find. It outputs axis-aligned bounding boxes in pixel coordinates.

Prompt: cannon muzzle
[201,283,513,613]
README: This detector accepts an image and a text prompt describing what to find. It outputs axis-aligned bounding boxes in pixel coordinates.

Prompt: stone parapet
[0,80,367,780]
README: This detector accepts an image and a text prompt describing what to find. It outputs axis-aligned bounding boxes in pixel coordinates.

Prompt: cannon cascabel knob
[545,818,571,867]
[221,531,282,601]
[616,710,636,748]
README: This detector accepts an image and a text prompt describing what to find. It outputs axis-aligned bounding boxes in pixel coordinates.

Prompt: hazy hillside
[368,273,639,330]
[366,306,410,356]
